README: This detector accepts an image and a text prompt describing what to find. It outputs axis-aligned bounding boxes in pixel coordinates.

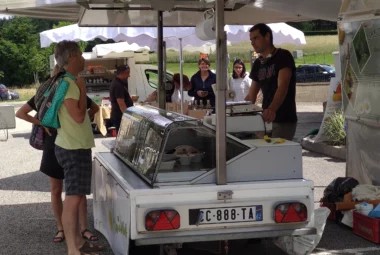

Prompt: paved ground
[0,102,378,255]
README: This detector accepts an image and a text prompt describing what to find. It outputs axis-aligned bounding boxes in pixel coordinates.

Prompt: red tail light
[275,203,307,223]
[145,210,180,231]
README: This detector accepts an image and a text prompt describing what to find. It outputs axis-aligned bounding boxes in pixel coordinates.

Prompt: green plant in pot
[323,110,346,146]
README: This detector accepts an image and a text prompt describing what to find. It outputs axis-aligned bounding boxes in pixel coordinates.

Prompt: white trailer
[92,104,315,255]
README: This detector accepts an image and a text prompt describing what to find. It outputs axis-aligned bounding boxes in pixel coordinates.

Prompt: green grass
[162,35,339,77]
[149,35,339,66]
[166,63,238,79]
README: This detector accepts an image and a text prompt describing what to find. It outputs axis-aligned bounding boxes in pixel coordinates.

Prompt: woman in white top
[229,59,252,102]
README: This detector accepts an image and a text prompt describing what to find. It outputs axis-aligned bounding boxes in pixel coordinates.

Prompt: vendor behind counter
[188,58,216,108]
[109,64,134,132]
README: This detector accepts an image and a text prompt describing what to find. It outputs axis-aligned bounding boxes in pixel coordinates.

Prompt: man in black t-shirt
[245,23,298,140]
[109,65,134,132]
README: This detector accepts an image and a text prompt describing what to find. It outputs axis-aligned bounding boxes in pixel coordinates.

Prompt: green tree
[0,17,59,86]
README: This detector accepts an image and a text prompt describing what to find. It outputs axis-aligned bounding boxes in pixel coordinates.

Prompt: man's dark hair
[116,64,130,75]
[249,23,273,45]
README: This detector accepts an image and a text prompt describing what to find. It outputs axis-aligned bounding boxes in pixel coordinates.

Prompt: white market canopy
[92,42,150,57]
[0,0,341,25]
[40,23,306,52]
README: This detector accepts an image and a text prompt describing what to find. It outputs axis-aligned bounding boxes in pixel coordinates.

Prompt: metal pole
[179,38,184,114]
[215,0,227,185]
[163,40,167,93]
[157,11,166,110]
[249,50,254,69]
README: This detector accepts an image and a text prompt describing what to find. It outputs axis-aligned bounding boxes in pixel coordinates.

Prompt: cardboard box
[174,103,189,115]
[336,200,380,211]
[188,110,208,120]
[166,103,176,112]
[144,102,189,115]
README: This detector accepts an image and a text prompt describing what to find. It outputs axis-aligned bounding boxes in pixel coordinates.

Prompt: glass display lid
[114,105,250,186]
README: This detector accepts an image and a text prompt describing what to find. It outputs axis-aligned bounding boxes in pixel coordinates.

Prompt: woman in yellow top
[16,65,100,243]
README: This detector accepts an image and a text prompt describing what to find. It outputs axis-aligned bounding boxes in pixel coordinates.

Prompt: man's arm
[144,91,157,103]
[116,98,127,114]
[269,67,292,111]
[263,67,292,122]
[244,80,261,103]
[64,79,87,123]
[88,101,99,119]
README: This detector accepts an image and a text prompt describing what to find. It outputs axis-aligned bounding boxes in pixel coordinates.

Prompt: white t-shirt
[228,74,252,101]
[171,88,182,103]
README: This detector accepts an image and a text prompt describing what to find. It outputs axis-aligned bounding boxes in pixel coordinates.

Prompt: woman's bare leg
[79,196,98,241]
[49,177,64,240]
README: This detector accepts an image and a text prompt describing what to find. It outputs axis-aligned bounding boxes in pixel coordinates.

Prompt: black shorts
[40,130,64,180]
[55,145,92,196]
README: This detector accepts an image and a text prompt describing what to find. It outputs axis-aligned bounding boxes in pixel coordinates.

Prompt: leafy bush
[304,30,338,36]
[323,110,346,146]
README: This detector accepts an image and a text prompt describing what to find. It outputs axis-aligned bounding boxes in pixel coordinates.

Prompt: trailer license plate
[199,205,263,224]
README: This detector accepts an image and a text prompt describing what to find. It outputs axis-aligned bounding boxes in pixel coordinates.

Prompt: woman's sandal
[79,241,105,253]
[81,229,99,241]
[53,230,65,243]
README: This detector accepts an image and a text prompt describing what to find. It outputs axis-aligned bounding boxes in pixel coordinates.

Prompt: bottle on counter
[197,99,201,109]
[206,100,212,109]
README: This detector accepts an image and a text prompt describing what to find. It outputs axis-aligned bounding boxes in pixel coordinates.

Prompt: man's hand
[263,107,276,123]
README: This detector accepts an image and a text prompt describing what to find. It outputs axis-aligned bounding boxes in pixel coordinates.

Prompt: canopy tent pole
[179,38,184,114]
[163,40,167,92]
[215,0,227,185]
[157,11,166,110]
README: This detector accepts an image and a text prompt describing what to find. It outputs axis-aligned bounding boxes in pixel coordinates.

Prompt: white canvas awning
[0,0,341,24]
[40,23,306,51]
[92,42,150,57]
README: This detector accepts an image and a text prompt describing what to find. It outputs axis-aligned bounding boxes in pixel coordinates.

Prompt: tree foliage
[0,17,59,86]
[287,21,337,32]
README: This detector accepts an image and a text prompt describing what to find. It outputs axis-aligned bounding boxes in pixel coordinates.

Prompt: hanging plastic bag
[321,177,359,203]
[274,207,330,255]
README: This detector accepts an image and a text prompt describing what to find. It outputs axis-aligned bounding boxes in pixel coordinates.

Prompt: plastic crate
[353,210,380,243]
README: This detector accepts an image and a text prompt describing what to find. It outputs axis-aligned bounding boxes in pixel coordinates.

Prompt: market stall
[0,1,346,255]
[338,0,380,186]
[77,1,324,254]
[314,0,380,246]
